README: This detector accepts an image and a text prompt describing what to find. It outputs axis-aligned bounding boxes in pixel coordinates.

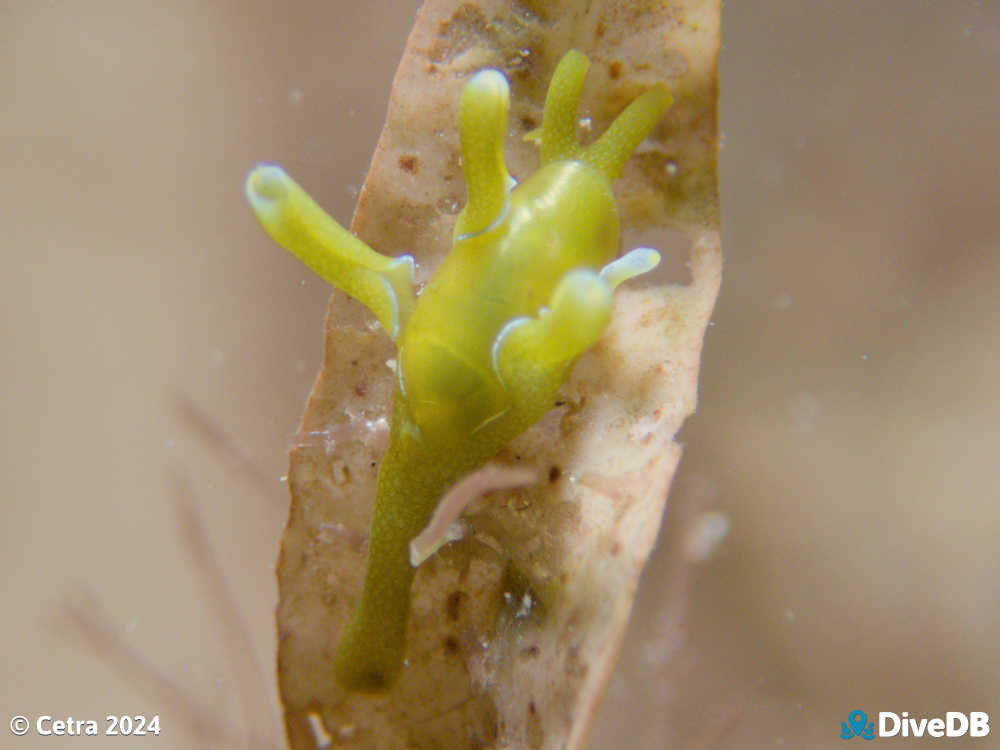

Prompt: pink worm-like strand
[409,464,537,566]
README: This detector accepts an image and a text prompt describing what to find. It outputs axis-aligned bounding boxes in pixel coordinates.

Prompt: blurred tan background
[2,1,998,748]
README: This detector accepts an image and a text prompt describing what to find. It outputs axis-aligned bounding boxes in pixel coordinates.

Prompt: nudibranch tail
[456,69,514,239]
[245,164,415,339]
[330,418,489,693]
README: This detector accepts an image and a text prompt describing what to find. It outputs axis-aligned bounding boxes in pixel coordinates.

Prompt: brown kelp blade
[276,1,721,748]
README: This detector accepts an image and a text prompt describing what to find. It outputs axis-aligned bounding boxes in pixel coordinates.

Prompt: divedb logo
[841,709,990,740]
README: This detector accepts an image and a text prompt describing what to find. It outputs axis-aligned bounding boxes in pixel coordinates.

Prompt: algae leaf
[275,1,721,748]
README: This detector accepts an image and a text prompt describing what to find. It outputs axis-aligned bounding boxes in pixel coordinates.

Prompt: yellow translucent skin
[245,50,671,692]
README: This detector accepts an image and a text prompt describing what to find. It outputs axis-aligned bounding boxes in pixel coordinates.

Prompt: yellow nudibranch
[245,50,671,692]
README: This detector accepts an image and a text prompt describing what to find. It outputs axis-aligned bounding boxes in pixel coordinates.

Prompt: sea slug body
[245,49,671,692]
